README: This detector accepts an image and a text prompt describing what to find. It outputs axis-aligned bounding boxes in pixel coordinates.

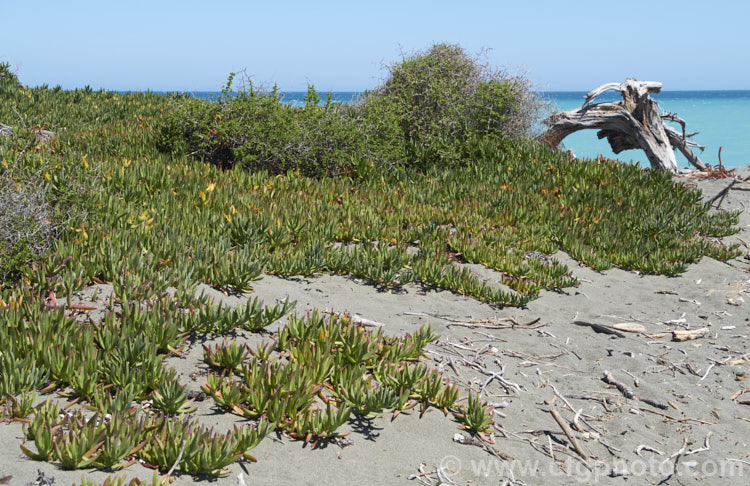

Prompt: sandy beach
[2,170,749,486]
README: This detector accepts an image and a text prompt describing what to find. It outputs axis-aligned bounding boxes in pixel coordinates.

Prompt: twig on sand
[565,393,618,412]
[549,386,582,420]
[463,358,523,395]
[408,463,459,486]
[550,385,624,457]
[727,458,750,468]
[436,355,463,378]
[678,297,701,306]
[637,407,715,425]
[654,289,678,295]
[403,312,542,329]
[602,370,669,409]
[549,385,605,436]
[447,356,462,377]
[573,320,627,338]
[662,437,688,476]
[546,433,556,461]
[638,397,669,410]
[448,317,543,329]
[730,388,750,401]
[548,408,588,460]
[684,432,712,456]
[700,362,716,381]
[658,433,711,482]
[504,349,564,363]
[441,338,476,352]
[453,432,515,460]
[471,330,508,342]
[636,444,665,457]
[673,327,709,342]
[705,177,737,208]
[510,429,560,459]
[602,370,635,399]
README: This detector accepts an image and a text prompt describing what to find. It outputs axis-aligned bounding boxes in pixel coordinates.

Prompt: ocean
[188,90,749,168]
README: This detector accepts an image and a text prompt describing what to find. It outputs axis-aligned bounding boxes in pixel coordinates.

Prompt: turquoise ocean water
[188,90,750,168]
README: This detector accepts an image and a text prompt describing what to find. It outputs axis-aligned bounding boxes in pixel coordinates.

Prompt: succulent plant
[454,392,495,436]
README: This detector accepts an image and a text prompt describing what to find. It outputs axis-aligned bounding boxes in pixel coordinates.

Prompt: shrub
[355,43,546,169]
[158,44,547,177]
[0,168,59,281]
[0,62,23,94]
[158,81,366,177]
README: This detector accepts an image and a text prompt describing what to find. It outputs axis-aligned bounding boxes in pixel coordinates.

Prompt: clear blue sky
[2,0,748,92]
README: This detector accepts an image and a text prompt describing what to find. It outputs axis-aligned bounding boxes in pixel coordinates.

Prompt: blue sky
[2,0,748,92]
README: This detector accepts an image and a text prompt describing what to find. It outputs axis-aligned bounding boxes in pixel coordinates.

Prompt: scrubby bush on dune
[158,44,545,176]
[158,80,367,177]
[356,43,544,169]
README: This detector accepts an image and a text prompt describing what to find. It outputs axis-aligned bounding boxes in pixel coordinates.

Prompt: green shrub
[0,62,23,94]
[158,44,546,177]
[358,44,546,170]
[354,43,545,170]
[158,81,366,177]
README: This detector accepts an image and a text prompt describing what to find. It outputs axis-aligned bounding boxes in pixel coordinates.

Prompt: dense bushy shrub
[356,43,544,168]
[158,84,366,177]
[158,44,545,177]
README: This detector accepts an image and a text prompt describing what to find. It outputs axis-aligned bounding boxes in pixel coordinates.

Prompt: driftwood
[0,122,12,138]
[548,408,588,459]
[672,327,709,342]
[539,79,706,172]
[0,121,55,143]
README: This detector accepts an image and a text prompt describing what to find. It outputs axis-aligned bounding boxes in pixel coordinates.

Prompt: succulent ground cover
[0,48,742,484]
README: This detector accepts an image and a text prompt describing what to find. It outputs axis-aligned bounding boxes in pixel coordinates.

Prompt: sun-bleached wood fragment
[672,328,709,342]
[539,79,707,172]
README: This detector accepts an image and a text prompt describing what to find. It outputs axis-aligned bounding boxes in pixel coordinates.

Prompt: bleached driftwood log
[0,121,55,143]
[539,79,706,172]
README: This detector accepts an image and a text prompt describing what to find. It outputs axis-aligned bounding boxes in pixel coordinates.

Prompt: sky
[2,0,748,92]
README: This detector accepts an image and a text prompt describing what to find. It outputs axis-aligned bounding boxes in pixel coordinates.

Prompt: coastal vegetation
[0,45,742,481]
[157,43,543,176]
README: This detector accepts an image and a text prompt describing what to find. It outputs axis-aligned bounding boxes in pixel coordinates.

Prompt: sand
[2,170,749,485]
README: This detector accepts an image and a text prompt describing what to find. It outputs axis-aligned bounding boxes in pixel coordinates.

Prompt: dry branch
[705,178,738,208]
[602,370,669,409]
[403,311,542,329]
[548,409,588,459]
[540,79,706,172]
[602,370,635,399]
[573,320,626,338]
